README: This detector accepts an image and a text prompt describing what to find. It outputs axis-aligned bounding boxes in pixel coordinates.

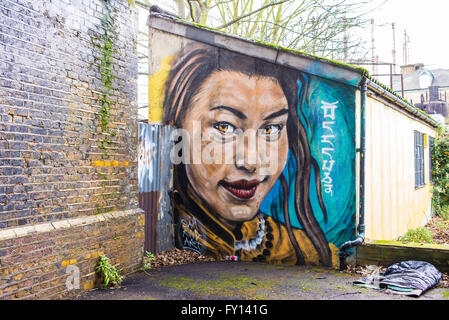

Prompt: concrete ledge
[0,209,144,241]
[356,240,449,273]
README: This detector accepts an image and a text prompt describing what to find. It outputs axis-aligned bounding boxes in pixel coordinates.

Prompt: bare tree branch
[216,0,291,30]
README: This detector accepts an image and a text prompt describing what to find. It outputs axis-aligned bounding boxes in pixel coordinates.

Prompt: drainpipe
[338,76,367,271]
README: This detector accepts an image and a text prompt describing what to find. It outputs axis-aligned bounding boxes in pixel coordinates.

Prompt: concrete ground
[74,261,449,300]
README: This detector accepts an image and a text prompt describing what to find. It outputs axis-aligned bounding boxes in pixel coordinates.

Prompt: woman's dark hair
[163,42,332,267]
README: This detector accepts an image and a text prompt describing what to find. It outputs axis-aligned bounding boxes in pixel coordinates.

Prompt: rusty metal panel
[138,123,174,253]
[138,123,161,193]
[138,123,160,253]
[156,125,175,252]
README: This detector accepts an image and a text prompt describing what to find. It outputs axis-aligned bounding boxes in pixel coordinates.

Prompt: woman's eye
[262,124,282,136]
[214,122,236,135]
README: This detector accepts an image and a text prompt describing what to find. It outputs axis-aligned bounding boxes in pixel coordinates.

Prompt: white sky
[370,0,449,69]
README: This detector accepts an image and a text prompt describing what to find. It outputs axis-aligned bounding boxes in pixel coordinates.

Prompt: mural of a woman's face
[181,71,289,228]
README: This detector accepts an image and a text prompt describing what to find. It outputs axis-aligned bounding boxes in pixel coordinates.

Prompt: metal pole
[390,64,393,90]
[401,74,405,98]
[338,77,367,270]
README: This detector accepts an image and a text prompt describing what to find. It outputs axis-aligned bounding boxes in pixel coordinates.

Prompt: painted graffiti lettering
[320,101,339,197]
[321,135,335,147]
[322,160,335,172]
[322,121,335,133]
[180,218,205,254]
[321,101,339,120]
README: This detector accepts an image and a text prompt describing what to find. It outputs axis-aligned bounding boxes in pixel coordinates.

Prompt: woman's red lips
[220,180,260,200]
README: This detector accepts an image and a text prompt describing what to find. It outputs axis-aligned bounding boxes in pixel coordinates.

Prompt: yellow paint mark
[83,281,94,290]
[84,253,91,259]
[92,160,104,167]
[148,56,174,123]
[13,274,23,281]
[92,160,129,167]
[91,251,104,259]
[61,259,77,267]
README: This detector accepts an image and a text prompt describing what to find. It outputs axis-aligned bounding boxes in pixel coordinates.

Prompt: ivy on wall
[89,0,119,213]
[96,0,117,160]
[431,127,449,220]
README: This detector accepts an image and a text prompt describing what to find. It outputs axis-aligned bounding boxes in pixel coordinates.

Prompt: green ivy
[88,0,119,214]
[431,127,449,220]
[94,0,117,161]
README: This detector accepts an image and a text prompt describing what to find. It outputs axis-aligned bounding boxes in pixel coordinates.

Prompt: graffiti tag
[320,101,339,197]
[180,217,206,254]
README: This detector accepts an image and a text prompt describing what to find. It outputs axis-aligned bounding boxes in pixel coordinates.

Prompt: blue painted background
[260,74,356,248]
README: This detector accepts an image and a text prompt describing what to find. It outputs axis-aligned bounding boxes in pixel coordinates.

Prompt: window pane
[414,131,425,187]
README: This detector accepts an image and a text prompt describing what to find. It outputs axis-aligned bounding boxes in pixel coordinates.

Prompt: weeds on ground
[141,251,156,271]
[397,227,434,244]
[437,205,449,221]
[96,254,123,288]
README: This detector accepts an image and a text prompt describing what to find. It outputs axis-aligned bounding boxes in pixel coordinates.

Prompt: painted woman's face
[181,71,289,227]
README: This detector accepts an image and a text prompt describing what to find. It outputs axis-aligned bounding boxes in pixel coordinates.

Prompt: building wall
[364,92,436,241]
[0,0,143,299]
[147,24,359,268]
[402,87,449,110]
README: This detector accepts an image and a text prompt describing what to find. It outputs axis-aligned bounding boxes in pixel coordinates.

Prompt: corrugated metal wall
[157,125,175,252]
[138,123,175,253]
[364,94,436,241]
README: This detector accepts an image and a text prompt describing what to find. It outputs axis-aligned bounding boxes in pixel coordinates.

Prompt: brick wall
[0,210,144,299]
[0,0,144,299]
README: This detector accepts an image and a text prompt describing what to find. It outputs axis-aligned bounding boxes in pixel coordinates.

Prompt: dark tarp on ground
[353,261,442,297]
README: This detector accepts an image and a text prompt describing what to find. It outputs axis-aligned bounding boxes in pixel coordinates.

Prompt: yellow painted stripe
[92,160,129,167]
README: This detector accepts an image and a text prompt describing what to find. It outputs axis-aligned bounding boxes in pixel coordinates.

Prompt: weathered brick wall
[0,0,138,227]
[0,0,144,299]
[0,210,144,299]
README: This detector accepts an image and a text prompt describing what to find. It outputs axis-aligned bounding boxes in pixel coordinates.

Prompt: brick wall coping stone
[0,209,144,241]
[356,240,449,273]
[365,240,449,250]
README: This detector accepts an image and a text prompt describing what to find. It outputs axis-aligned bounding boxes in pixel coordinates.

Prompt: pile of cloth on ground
[353,260,442,297]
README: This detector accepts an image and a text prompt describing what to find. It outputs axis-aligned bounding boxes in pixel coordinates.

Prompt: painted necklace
[234,214,266,251]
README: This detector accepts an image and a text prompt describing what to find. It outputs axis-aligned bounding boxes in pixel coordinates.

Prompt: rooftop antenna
[392,23,396,73]
[343,17,348,62]
[371,18,377,75]
[403,29,410,65]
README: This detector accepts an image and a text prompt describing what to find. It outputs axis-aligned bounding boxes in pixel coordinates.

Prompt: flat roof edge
[147,13,365,88]
[367,78,440,129]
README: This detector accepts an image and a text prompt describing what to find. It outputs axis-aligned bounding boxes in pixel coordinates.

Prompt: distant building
[393,63,449,124]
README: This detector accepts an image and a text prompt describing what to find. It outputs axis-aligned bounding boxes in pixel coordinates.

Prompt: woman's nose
[234,130,259,173]
[235,156,257,173]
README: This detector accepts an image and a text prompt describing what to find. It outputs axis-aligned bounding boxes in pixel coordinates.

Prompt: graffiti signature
[320,101,339,197]
[180,217,206,254]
